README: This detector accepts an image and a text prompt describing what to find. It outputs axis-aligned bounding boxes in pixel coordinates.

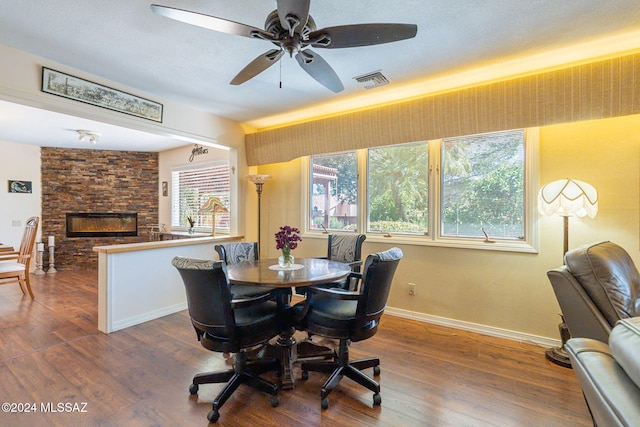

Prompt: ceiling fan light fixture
[151,2,416,92]
[353,70,389,89]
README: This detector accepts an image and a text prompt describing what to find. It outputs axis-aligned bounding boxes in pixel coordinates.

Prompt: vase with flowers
[275,225,302,268]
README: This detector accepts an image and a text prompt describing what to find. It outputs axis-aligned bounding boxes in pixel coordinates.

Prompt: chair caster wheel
[373,393,382,406]
[373,365,381,376]
[301,370,309,380]
[321,396,329,409]
[270,395,279,407]
[207,409,220,423]
[189,383,199,395]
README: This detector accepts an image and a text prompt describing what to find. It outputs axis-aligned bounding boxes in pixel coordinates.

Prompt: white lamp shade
[538,179,598,218]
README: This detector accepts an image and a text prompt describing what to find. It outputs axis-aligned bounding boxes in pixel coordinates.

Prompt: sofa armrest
[609,318,640,390]
[566,337,640,427]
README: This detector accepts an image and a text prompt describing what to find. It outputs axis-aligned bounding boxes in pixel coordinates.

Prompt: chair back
[565,241,640,327]
[171,257,238,347]
[357,247,403,327]
[215,242,259,264]
[18,217,39,266]
[327,234,366,266]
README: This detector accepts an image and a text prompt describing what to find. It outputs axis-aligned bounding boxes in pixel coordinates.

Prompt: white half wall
[96,238,227,333]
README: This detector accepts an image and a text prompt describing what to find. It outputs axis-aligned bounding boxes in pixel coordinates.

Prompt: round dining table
[226,257,352,389]
[226,257,352,287]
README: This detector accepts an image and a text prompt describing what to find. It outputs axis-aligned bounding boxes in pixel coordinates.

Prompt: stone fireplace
[41,147,158,270]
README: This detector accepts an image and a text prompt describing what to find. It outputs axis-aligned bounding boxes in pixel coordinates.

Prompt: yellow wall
[252,113,640,340]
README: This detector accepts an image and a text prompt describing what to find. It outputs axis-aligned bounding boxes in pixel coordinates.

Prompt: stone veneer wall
[41,147,158,270]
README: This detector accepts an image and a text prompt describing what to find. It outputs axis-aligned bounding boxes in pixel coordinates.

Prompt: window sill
[302,231,538,254]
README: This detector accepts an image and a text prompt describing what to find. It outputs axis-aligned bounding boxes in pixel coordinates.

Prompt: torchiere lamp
[198,197,229,236]
[538,178,598,367]
[248,174,271,256]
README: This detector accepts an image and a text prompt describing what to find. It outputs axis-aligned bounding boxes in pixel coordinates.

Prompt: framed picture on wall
[41,67,163,122]
[162,181,168,197]
[8,180,32,193]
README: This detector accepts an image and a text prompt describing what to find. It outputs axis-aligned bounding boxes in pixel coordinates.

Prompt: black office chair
[215,242,278,300]
[296,234,366,295]
[171,256,282,423]
[325,233,367,290]
[293,247,403,409]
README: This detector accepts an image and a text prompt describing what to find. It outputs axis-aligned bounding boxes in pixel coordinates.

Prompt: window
[304,129,537,252]
[171,161,231,232]
[441,130,524,240]
[309,152,358,231]
[367,142,429,235]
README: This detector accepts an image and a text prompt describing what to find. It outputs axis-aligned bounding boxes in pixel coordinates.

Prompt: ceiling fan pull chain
[279,57,282,89]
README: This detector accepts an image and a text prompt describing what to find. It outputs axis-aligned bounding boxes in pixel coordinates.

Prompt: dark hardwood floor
[0,271,592,426]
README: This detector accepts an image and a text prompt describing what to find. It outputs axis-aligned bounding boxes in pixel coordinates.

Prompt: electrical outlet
[408,283,416,296]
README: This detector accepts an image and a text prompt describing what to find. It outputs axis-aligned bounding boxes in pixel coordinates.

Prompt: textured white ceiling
[0,0,639,151]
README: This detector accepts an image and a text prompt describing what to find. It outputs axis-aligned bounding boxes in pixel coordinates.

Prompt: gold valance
[246,53,640,166]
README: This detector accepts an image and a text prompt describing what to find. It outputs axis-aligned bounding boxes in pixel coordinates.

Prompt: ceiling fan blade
[295,49,344,93]
[150,4,274,40]
[230,49,284,85]
[277,0,310,35]
[309,23,418,49]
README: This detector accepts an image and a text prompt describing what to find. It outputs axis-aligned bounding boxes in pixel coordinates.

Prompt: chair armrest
[230,292,274,308]
[344,260,362,269]
[348,271,362,280]
[306,286,361,300]
[567,337,640,427]
[0,253,19,261]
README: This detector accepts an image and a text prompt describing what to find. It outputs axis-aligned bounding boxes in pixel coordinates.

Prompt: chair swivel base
[301,357,382,409]
[189,357,280,423]
[296,339,336,361]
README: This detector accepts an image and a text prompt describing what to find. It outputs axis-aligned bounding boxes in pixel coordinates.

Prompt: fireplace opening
[66,212,138,237]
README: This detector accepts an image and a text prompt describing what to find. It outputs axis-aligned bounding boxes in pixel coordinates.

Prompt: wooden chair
[0,216,40,297]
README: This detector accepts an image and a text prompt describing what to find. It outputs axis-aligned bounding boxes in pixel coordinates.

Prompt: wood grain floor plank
[0,271,592,426]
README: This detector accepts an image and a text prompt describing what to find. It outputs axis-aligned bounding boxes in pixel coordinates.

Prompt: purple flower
[275,225,302,251]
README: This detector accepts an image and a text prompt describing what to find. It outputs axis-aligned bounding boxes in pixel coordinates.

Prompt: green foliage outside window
[441,130,524,239]
[368,143,429,234]
[311,152,358,231]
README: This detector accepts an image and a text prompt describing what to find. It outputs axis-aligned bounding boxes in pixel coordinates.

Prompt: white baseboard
[110,301,188,333]
[385,306,560,348]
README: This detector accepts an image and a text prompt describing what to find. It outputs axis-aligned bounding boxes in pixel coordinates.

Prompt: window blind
[171,162,230,230]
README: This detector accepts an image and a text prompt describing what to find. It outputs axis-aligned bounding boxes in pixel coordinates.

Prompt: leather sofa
[566,317,640,427]
[547,241,640,343]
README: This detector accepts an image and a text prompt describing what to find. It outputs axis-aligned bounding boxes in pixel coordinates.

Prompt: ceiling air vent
[353,70,389,89]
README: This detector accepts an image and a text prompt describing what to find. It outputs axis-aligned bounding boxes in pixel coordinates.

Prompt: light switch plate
[12,220,21,227]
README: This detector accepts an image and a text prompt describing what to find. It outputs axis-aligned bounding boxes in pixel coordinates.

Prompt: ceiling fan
[150,1,417,92]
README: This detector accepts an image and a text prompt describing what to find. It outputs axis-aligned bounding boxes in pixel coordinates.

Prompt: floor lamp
[538,178,598,367]
[248,174,271,257]
[198,196,229,236]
